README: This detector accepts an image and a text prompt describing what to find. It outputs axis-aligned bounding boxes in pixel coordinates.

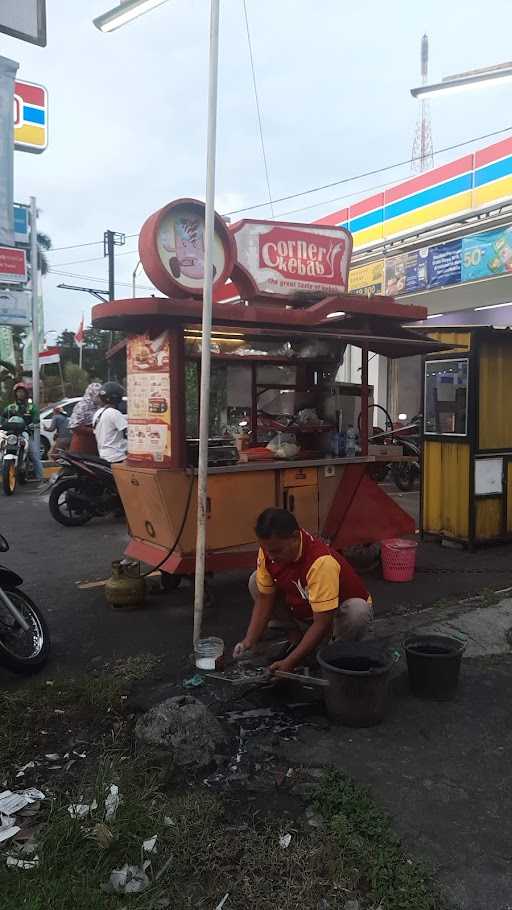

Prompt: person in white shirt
[93,382,127,463]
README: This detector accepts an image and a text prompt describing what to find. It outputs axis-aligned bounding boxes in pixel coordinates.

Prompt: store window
[424,358,469,436]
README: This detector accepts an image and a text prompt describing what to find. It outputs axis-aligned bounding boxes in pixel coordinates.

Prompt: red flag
[75,315,84,347]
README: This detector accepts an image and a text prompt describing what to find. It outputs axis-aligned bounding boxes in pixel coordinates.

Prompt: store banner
[348,259,385,296]
[427,239,462,288]
[385,249,428,296]
[0,57,18,247]
[462,225,512,282]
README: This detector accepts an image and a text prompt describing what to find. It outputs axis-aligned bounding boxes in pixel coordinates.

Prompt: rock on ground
[134,695,227,768]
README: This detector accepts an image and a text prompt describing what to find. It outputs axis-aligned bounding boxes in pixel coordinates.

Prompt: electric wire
[242,0,274,217]
[48,123,512,253]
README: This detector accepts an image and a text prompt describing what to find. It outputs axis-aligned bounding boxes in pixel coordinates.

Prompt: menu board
[126,331,172,466]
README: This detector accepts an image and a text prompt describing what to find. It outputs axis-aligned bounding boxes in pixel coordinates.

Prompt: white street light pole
[94,0,221,644]
[193,0,220,645]
[411,62,512,100]
[30,196,40,454]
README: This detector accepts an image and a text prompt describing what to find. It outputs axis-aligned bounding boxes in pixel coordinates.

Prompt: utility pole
[103,230,125,301]
[103,230,125,378]
[30,197,40,456]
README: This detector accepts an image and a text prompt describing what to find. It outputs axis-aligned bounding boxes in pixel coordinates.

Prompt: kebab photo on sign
[167,215,216,281]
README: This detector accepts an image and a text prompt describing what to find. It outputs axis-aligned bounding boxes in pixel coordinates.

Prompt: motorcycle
[0,532,50,673]
[1,416,35,495]
[49,452,124,526]
[390,434,421,492]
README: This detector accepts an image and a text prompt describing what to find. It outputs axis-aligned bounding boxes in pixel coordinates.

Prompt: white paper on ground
[0,789,45,816]
[0,825,21,843]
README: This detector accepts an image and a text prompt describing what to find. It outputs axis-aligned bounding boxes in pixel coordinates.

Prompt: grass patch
[1,668,444,910]
[315,771,444,910]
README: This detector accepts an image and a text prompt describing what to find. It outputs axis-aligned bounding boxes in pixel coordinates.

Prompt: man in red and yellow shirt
[233,508,373,673]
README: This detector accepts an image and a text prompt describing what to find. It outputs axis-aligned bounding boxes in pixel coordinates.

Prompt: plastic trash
[104,784,120,821]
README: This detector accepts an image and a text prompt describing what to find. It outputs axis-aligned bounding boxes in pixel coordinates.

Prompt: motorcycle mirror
[0,534,10,552]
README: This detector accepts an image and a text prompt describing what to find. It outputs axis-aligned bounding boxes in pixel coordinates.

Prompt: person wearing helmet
[2,382,44,482]
[92,382,127,463]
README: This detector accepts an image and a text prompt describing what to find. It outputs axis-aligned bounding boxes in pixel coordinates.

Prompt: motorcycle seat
[69,454,113,468]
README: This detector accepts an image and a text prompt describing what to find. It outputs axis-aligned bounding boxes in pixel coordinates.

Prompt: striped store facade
[315,135,512,250]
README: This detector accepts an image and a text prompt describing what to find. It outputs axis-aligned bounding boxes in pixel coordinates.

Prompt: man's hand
[269,658,296,675]
[233,639,252,659]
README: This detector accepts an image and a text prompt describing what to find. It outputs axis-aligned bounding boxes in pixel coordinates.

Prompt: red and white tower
[411,34,434,172]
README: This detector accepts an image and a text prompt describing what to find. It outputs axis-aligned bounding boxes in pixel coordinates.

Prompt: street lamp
[411,62,512,99]
[94,0,220,645]
[57,283,109,302]
[93,0,170,32]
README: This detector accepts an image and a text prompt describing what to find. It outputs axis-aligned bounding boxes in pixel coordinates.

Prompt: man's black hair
[255,508,299,539]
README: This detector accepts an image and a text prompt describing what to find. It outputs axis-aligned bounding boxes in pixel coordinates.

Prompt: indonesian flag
[75,315,84,347]
[39,346,60,366]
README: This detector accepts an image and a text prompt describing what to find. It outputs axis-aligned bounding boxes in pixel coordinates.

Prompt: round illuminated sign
[138,198,235,298]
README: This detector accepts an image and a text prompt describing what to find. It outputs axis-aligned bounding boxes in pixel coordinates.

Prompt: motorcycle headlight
[6,434,17,446]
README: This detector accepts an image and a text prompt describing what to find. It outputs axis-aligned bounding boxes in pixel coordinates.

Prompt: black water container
[405,634,465,701]
[318,641,394,727]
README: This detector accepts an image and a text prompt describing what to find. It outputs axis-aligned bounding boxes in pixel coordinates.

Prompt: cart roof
[92,293,451,359]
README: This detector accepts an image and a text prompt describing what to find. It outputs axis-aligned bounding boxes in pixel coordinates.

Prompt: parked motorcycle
[390,434,421,491]
[0,533,50,673]
[49,452,124,526]
[1,416,34,495]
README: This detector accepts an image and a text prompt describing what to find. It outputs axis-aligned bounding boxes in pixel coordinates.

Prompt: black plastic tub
[405,634,466,701]
[318,641,394,727]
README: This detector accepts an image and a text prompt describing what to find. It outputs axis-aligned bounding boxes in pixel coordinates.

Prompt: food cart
[421,325,512,547]
[92,198,448,581]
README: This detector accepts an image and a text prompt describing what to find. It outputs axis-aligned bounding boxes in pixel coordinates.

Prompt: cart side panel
[422,441,470,539]
[318,465,345,531]
[113,465,175,544]
[475,498,502,540]
[478,340,512,451]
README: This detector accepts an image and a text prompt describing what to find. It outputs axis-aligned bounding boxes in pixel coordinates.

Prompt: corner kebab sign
[139,198,352,301]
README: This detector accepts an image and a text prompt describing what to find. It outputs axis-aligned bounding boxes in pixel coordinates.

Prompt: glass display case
[424,358,469,436]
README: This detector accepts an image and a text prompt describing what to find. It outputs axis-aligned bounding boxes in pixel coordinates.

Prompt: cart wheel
[161,572,182,591]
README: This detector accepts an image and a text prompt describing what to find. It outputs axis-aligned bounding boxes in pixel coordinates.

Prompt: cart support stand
[193,0,220,647]
[360,342,369,457]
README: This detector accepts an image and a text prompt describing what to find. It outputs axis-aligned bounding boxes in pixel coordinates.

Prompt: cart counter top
[198,454,410,475]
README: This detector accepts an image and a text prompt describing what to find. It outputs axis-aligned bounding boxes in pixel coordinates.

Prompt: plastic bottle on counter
[345,426,358,457]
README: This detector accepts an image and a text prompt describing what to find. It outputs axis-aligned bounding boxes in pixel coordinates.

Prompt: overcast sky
[2,0,512,336]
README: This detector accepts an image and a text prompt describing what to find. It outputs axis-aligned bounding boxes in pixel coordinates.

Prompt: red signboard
[139,198,235,299]
[0,246,27,284]
[231,218,352,300]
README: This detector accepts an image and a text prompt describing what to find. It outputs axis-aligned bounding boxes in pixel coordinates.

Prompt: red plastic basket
[381,538,418,582]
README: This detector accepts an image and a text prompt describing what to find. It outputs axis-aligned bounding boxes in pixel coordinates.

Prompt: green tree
[56,326,113,382]
[63,362,89,396]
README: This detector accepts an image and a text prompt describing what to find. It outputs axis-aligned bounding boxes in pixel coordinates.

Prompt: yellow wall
[423,441,470,538]
[426,331,472,353]
[479,340,512,450]
[475,498,502,540]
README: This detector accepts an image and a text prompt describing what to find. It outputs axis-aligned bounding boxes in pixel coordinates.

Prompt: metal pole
[193,0,220,646]
[30,197,40,456]
[132,259,141,297]
[106,230,114,378]
[360,343,369,457]
[106,230,115,301]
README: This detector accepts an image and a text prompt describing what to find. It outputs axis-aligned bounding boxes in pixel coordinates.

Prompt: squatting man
[234,508,373,673]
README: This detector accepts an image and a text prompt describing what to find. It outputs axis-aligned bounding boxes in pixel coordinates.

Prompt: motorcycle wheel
[0,587,50,674]
[2,461,16,496]
[392,463,417,492]
[49,476,93,526]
